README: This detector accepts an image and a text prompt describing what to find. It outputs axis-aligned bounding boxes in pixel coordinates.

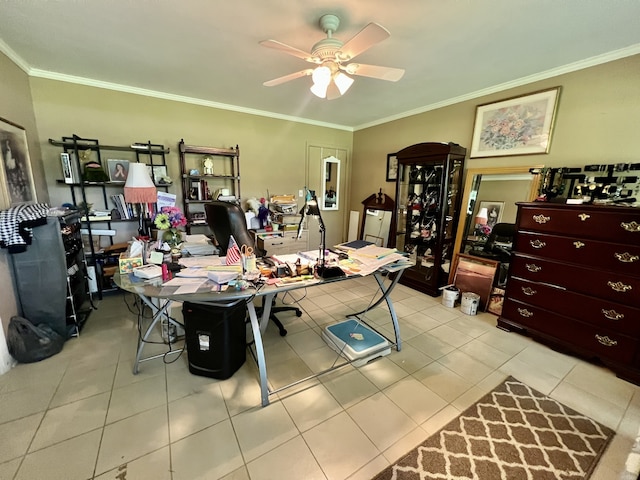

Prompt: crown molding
[354,44,640,131]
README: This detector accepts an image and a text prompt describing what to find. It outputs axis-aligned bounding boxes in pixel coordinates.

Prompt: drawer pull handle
[533,214,550,224]
[621,221,640,232]
[577,213,591,221]
[271,242,284,246]
[607,281,632,293]
[526,263,542,273]
[530,240,546,249]
[517,308,533,318]
[595,335,617,347]
[614,252,639,263]
[602,309,624,321]
[573,241,585,249]
[521,287,537,296]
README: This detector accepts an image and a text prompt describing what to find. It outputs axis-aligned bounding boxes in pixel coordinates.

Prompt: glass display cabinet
[394,142,466,296]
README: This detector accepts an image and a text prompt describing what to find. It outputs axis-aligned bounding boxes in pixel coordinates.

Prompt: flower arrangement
[154,207,186,247]
[479,104,545,150]
[475,223,492,238]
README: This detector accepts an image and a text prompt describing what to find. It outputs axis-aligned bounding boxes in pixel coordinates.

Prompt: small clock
[202,156,214,175]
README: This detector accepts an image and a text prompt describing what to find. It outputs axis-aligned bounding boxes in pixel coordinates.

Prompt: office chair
[469,222,516,286]
[204,201,301,336]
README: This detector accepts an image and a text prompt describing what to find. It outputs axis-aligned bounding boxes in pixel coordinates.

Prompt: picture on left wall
[0,117,37,208]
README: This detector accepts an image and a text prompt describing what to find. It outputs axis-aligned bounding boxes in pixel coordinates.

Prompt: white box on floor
[322,318,390,367]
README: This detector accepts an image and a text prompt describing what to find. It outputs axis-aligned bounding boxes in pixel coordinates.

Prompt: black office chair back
[483,222,516,255]
[204,201,261,255]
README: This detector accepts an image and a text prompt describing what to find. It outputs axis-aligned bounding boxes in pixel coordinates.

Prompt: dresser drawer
[516,232,640,276]
[258,231,308,256]
[506,276,640,337]
[518,204,640,243]
[502,298,638,365]
[511,254,640,308]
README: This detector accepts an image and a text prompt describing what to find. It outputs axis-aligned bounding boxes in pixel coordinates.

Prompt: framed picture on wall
[477,200,505,228]
[386,153,398,182]
[0,117,37,208]
[470,87,561,158]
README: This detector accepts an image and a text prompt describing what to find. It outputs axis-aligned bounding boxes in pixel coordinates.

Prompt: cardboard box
[119,253,143,274]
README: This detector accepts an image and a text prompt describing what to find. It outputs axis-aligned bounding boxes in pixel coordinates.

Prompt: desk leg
[246,301,270,407]
[133,295,180,374]
[351,271,404,351]
[373,272,402,351]
[259,293,275,334]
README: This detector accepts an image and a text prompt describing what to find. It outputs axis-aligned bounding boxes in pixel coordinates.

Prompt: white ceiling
[1,1,639,130]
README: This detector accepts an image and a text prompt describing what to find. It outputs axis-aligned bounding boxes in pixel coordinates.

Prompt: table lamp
[297,189,344,279]
[474,207,488,226]
[124,162,157,237]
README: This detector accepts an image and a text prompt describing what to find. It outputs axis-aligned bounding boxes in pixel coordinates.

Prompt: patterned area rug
[373,376,615,480]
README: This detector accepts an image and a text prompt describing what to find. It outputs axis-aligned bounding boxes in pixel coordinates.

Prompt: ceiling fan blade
[263,69,313,87]
[259,39,313,61]
[338,23,390,61]
[346,63,405,82]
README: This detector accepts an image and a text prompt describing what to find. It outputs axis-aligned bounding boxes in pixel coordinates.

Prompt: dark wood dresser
[498,202,640,384]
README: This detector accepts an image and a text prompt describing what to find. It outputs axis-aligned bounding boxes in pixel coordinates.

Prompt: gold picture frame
[470,87,561,158]
[0,117,37,208]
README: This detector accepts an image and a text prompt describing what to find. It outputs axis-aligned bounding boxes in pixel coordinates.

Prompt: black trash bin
[183,300,247,379]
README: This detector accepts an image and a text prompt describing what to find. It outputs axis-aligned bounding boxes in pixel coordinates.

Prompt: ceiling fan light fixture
[312,65,331,86]
[333,72,354,95]
[310,82,328,98]
[310,65,332,98]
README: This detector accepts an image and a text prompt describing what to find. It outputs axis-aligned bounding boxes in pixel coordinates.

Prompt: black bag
[7,316,64,363]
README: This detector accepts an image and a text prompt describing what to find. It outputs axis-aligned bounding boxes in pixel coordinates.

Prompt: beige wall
[31,79,353,217]
[0,52,47,345]
[350,54,640,211]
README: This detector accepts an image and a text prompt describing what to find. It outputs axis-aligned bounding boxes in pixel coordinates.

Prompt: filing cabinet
[257,230,308,257]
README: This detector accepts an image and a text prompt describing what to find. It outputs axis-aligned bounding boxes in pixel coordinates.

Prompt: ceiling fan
[260,14,405,100]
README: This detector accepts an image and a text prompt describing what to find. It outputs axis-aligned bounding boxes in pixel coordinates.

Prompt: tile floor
[1,276,639,480]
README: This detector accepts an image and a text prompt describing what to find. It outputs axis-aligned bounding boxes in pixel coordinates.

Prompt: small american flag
[225,235,242,265]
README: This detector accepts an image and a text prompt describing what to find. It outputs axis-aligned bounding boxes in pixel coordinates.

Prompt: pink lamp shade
[124,163,157,204]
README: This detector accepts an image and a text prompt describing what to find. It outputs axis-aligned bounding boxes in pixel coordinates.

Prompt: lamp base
[317,265,345,279]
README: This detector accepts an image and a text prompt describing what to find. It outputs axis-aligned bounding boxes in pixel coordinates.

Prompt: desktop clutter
[123,233,410,296]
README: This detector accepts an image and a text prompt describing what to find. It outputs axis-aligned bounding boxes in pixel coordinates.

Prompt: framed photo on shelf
[470,87,561,158]
[0,117,37,208]
[386,153,398,182]
[477,200,505,228]
[150,165,168,184]
[107,159,129,182]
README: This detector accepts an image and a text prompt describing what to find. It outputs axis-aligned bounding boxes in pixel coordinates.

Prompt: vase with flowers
[154,207,187,259]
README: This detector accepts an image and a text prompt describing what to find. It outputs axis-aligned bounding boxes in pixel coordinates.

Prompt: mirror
[452,165,544,256]
[322,156,340,210]
[360,190,396,247]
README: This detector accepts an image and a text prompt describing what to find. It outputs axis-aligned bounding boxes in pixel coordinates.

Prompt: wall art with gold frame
[470,87,561,158]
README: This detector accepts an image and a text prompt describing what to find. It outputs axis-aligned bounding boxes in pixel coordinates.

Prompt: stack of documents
[182,234,217,256]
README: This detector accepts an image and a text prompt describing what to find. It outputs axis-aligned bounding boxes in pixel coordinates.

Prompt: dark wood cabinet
[178,140,240,235]
[394,142,466,296]
[498,202,640,384]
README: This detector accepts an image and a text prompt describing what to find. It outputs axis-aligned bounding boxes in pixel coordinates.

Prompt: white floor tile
[171,419,244,480]
[1,288,638,479]
[246,435,326,480]
[232,402,298,462]
[303,412,380,480]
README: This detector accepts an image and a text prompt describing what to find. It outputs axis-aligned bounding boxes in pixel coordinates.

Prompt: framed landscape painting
[0,117,37,207]
[470,87,561,158]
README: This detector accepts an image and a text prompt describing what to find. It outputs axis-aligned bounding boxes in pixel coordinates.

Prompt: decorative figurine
[203,155,214,175]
